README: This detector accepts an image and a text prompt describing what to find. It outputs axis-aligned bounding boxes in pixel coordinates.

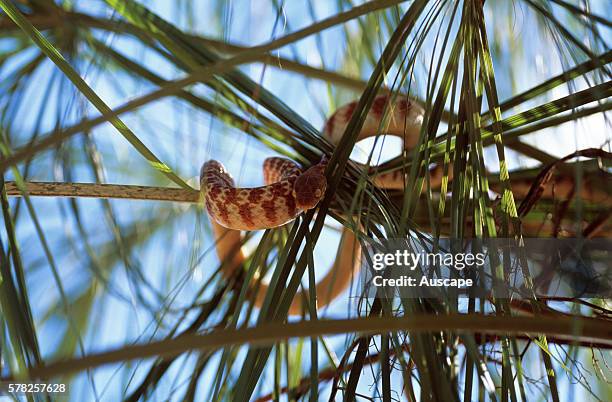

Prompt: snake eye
[314,189,322,198]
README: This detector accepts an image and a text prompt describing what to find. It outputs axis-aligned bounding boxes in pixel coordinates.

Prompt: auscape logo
[360,238,612,299]
[372,275,473,289]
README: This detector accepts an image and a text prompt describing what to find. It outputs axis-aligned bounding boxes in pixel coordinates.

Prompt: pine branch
[4,182,200,203]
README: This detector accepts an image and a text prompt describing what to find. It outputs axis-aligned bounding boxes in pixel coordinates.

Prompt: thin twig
[4,182,200,203]
[10,314,612,380]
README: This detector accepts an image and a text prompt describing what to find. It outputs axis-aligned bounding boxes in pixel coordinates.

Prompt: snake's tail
[253,228,360,315]
[210,221,245,278]
[211,220,361,316]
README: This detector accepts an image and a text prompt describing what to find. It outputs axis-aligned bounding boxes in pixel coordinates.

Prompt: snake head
[292,163,327,210]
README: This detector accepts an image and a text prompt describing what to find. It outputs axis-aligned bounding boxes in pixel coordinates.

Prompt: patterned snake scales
[201,95,446,314]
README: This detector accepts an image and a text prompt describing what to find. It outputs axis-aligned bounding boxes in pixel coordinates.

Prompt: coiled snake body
[201,158,328,231]
[201,95,433,314]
